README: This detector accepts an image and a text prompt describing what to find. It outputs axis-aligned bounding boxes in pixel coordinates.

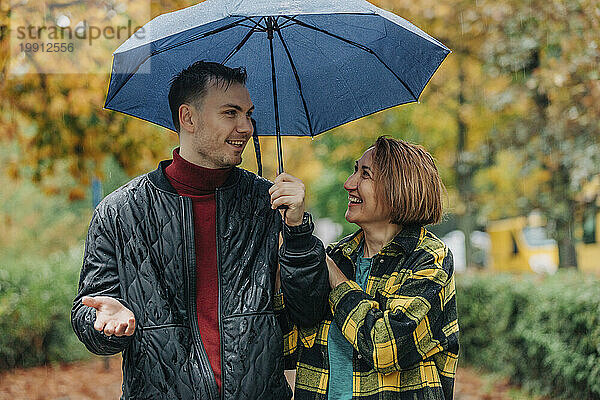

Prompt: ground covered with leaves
[0,356,542,400]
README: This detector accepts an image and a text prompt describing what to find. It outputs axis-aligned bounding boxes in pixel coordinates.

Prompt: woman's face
[343,148,389,226]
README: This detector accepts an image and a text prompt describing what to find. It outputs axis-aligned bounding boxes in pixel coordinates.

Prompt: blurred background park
[0,0,599,398]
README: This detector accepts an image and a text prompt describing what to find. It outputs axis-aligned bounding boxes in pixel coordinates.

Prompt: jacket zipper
[215,188,225,400]
[181,197,220,400]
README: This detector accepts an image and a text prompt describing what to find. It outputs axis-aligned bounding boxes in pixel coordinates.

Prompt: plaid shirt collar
[337,224,424,259]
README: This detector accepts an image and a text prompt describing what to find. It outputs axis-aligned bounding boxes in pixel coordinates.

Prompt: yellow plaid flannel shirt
[276,225,459,400]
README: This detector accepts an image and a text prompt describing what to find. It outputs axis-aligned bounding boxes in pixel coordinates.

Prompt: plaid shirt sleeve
[329,244,455,375]
[274,291,300,370]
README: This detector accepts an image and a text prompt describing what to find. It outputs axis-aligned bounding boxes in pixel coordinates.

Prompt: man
[71,61,329,399]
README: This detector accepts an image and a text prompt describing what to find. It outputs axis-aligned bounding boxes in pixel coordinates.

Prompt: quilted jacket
[71,160,329,400]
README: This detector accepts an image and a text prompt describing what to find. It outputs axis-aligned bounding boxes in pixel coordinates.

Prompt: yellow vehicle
[487,215,558,274]
[576,212,600,274]
[575,175,600,274]
[488,212,600,274]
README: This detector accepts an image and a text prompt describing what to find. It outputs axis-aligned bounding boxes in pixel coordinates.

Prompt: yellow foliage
[68,187,86,201]
[0,0,597,229]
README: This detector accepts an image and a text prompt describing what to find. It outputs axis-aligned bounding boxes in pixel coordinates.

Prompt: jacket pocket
[123,325,199,400]
[221,312,292,400]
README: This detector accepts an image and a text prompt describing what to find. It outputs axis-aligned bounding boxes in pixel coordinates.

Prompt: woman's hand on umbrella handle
[269,172,305,226]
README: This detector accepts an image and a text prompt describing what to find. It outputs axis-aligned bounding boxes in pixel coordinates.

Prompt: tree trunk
[455,60,475,268]
[552,164,578,269]
[557,236,577,269]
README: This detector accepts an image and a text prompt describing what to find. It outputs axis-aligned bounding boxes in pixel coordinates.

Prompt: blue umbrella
[105,0,450,172]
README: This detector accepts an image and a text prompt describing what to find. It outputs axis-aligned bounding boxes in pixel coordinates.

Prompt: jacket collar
[384,224,424,256]
[337,224,424,259]
[148,159,242,194]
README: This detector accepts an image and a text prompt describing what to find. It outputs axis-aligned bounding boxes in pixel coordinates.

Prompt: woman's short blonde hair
[371,136,444,226]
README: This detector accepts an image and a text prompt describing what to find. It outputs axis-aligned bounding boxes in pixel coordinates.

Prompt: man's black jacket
[71,161,329,400]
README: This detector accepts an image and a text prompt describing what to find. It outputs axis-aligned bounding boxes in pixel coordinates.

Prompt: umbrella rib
[277,17,297,30]
[277,12,376,30]
[282,16,418,101]
[222,17,263,64]
[237,22,266,31]
[152,17,251,57]
[106,17,250,107]
[240,16,267,31]
[275,28,314,137]
[231,15,268,31]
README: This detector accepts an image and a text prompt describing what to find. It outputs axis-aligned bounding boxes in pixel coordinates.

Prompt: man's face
[183,82,254,169]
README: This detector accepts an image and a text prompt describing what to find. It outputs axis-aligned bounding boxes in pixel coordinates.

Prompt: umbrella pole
[267,17,284,175]
[276,125,284,175]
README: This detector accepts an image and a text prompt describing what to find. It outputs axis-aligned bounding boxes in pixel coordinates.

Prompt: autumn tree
[3,0,598,270]
[481,0,600,267]
[0,0,193,198]
[374,0,535,266]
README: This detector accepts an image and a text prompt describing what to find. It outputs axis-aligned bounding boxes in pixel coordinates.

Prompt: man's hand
[269,172,306,226]
[326,255,349,289]
[82,296,136,337]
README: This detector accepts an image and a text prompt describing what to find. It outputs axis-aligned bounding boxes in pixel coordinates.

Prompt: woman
[280,136,459,400]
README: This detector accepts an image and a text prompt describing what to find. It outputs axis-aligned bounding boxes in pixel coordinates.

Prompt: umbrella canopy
[105,0,449,169]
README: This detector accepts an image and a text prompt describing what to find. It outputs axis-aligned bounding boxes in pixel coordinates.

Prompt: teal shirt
[327,249,372,399]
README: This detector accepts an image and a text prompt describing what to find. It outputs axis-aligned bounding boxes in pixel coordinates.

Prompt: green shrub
[0,146,133,370]
[457,271,600,399]
[0,247,89,369]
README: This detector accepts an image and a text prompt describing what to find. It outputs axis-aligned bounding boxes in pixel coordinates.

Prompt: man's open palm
[82,296,136,337]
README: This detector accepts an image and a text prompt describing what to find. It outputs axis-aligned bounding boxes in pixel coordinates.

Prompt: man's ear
[179,104,194,134]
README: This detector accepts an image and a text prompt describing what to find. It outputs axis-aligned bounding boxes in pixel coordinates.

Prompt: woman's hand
[326,255,348,289]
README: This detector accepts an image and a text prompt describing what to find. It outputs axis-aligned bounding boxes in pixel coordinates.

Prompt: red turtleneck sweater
[165,148,229,393]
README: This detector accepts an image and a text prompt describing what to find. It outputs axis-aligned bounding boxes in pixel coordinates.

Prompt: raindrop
[56,15,71,28]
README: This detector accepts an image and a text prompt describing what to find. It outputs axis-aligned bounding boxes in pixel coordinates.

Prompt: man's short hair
[371,136,445,226]
[168,61,248,132]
